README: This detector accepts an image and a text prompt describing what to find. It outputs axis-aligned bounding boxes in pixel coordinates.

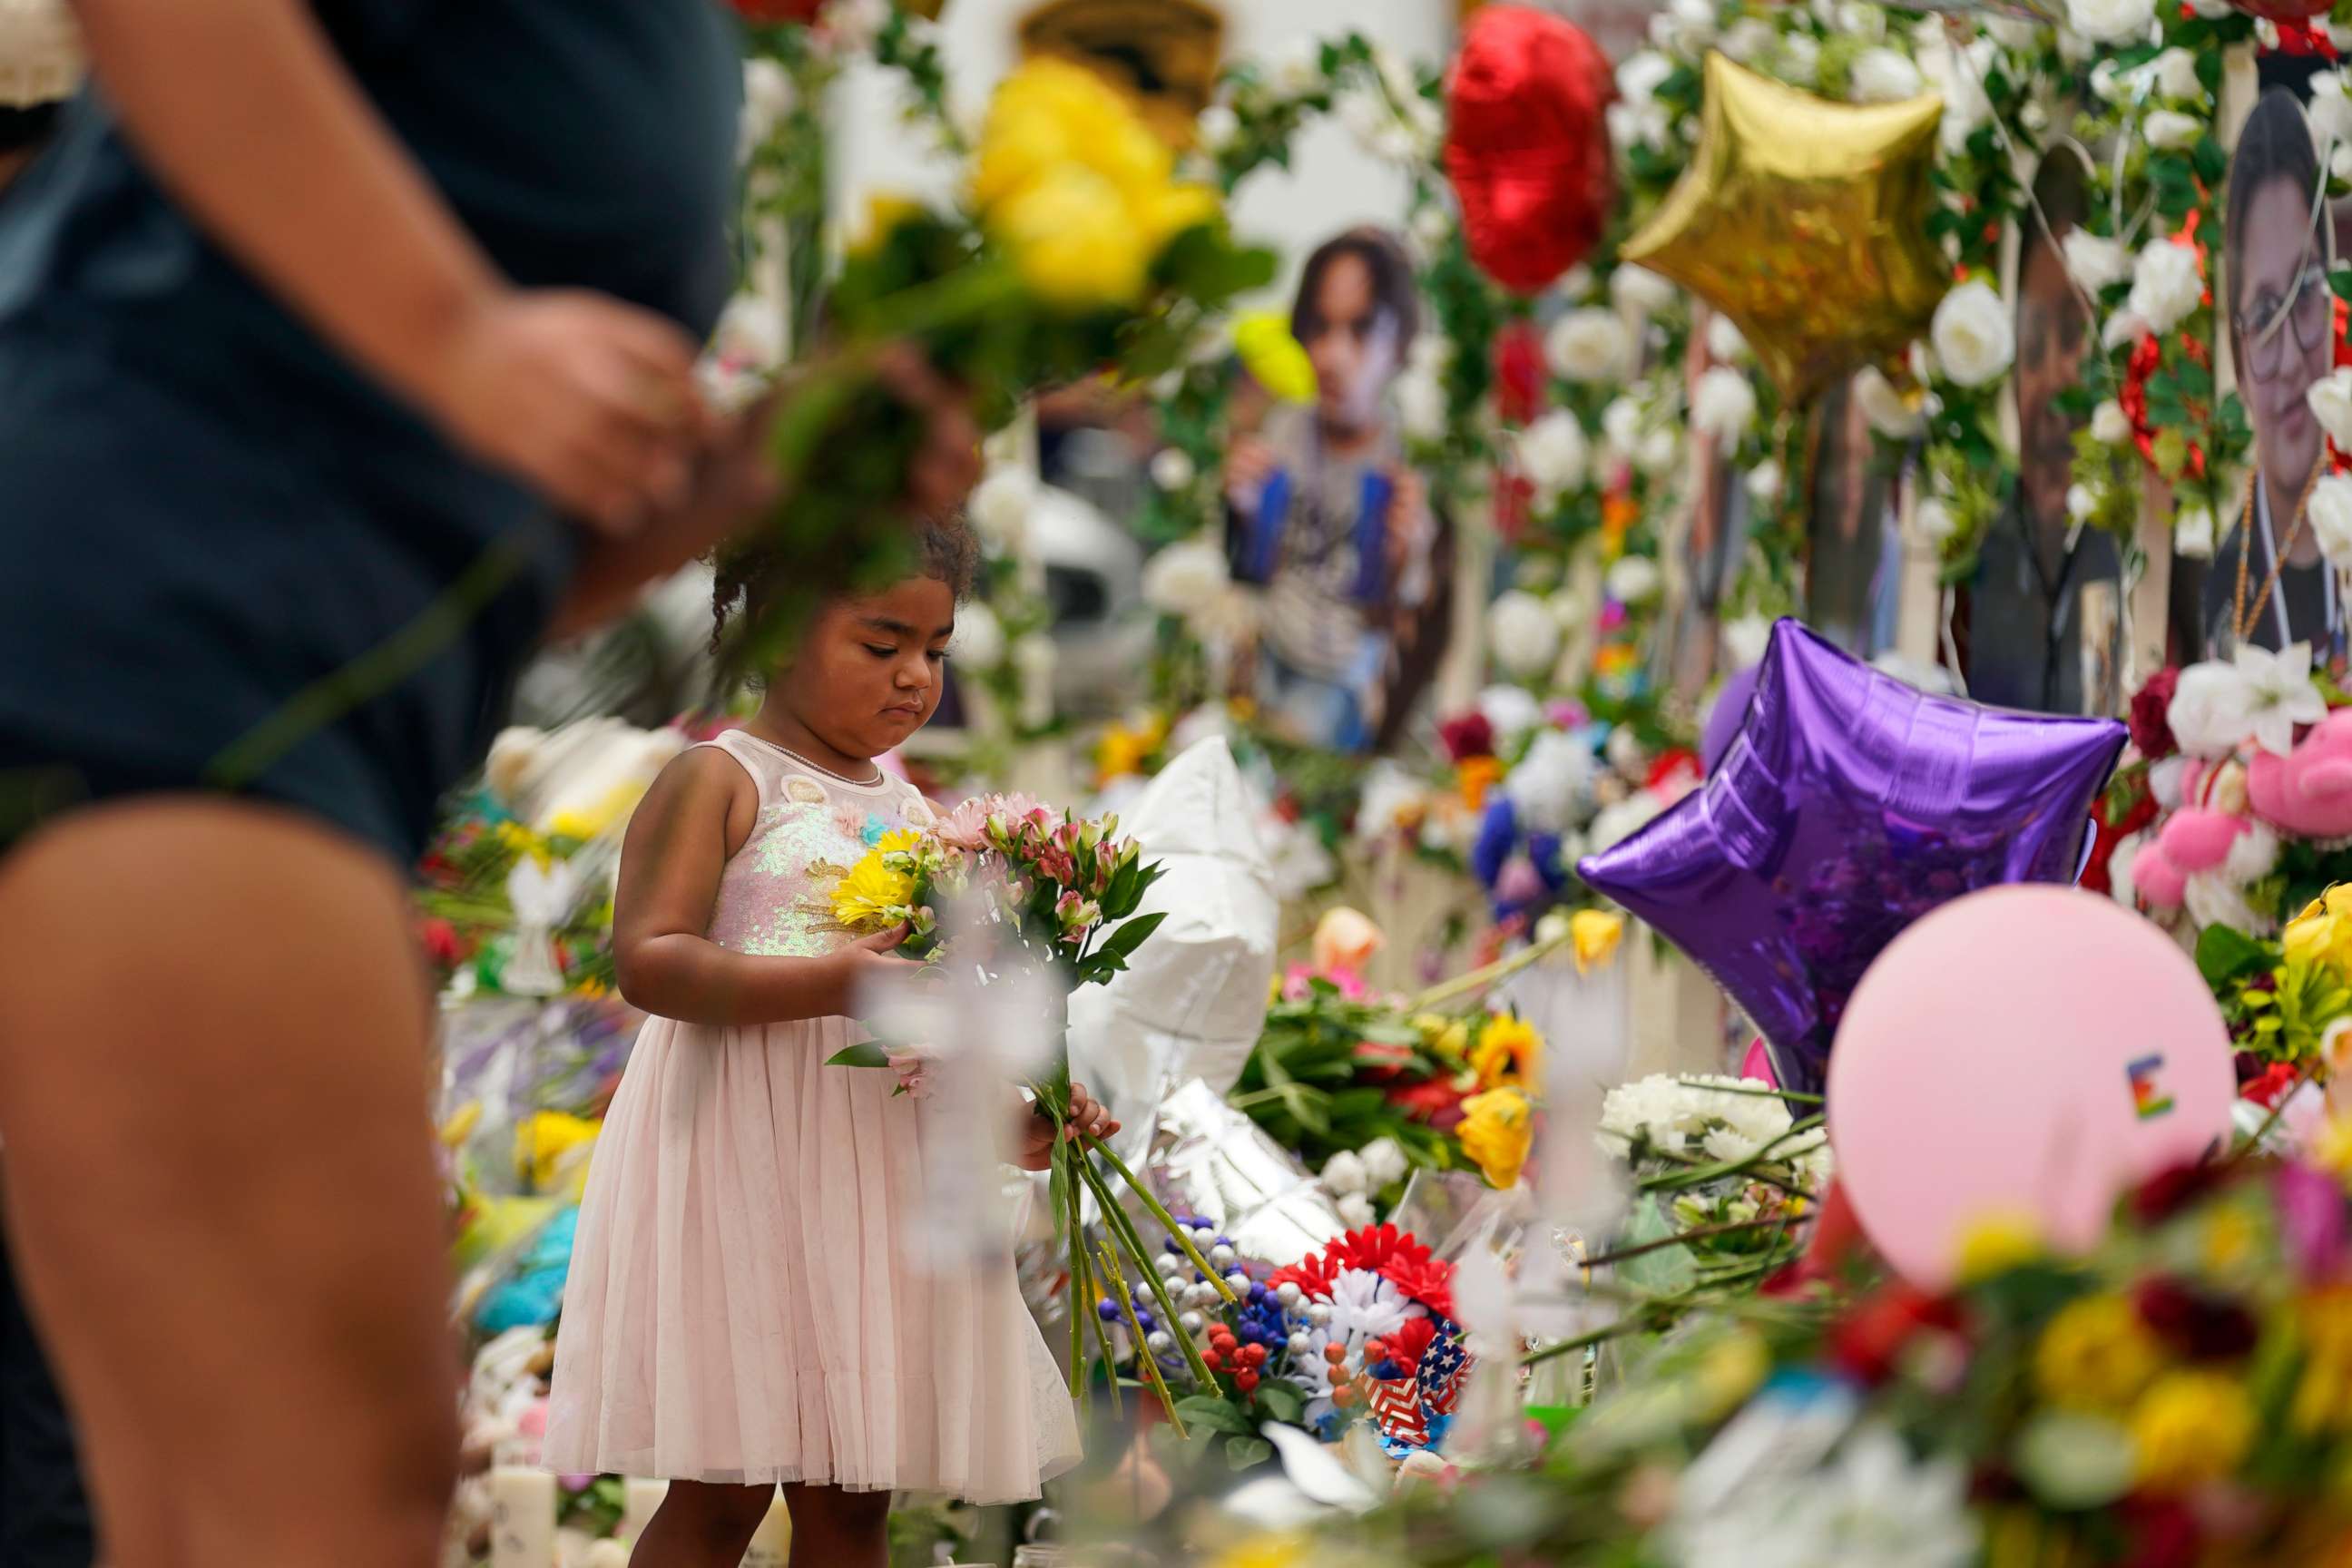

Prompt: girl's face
[779,576,956,761]
[2237,178,2332,485]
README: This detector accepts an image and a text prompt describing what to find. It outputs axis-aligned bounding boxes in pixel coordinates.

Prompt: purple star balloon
[1578,621,2125,1098]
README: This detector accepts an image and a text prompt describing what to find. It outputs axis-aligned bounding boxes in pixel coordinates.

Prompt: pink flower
[936,790,1047,852]
[1283,963,1367,1002]
[886,1045,934,1100]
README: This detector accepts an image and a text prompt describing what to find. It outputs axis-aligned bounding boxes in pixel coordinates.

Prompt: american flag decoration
[1368,1374,1429,1448]
[1416,1332,1473,1417]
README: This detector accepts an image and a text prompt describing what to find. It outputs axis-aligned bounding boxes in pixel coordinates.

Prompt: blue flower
[861,815,892,847]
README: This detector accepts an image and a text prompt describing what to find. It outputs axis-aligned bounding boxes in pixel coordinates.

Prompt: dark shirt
[0,0,740,856]
[2201,495,2342,665]
[1969,497,2121,713]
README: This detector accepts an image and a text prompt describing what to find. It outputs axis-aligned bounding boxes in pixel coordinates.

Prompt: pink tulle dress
[544,729,1077,1502]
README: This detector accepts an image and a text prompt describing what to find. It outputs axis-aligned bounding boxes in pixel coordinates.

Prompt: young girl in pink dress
[546,519,1108,1566]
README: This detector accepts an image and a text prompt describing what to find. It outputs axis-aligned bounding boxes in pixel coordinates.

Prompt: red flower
[2120,1496,2201,1568]
[1827,1281,1963,1386]
[1382,1314,1437,1374]
[1378,1254,1455,1319]
[1492,322,1545,427]
[2129,669,2181,761]
[2132,1278,2259,1362]
[1351,1040,1416,1079]
[418,917,465,969]
[2241,1061,2298,1110]
[1490,469,1536,544]
[2131,1161,2228,1224]
[1269,1224,1444,1306]
[1439,712,1496,763]
[1644,749,1701,796]
[1387,1079,1468,1130]
[2082,781,2159,897]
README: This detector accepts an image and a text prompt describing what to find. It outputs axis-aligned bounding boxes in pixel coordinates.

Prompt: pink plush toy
[2248,709,2352,839]
[2134,757,2249,909]
[2131,838,2190,909]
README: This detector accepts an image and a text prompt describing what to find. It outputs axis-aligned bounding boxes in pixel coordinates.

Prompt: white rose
[2313,475,2352,571]
[1639,427,1681,476]
[1707,314,1749,364]
[1601,397,1644,459]
[1547,309,1632,382]
[2066,0,2155,44]
[1692,367,1759,440]
[2167,660,2259,758]
[1611,265,1679,316]
[1779,34,1821,88]
[1487,589,1563,679]
[2143,110,2203,152]
[1746,459,1785,505]
[2062,230,2132,292]
[1149,447,1197,493]
[2092,399,2132,446]
[1724,613,1773,671]
[1606,555,1663,606]
[1141,538,1230,618]
[1514,410,1590,497]
[1849,48,1923,104]
[1396,368,1447,442]
[968,465,1036,556]
[2151,47,2203,103]
[2309,369,2352,451]
[1719,16,1777,62]
[2173,502,2216,561]
[1915,496,1959,545]
[1198,103,1240,152]
[1930,280,2014,388]
[950,601,1006,671]
[1358,1136,1408,1188]
[2126,239,2203,335]
[1321,1149,1369,1196]
[1335,1192,1378,1229]
[1855,367,1926,439]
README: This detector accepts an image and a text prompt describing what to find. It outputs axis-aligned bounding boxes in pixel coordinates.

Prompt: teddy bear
[2246,708,2352,840]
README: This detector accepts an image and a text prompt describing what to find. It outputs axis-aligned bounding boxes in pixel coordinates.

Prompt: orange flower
[1459,756,1504,810]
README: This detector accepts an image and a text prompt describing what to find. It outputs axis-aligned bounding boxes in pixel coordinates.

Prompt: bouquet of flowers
[1092,1220,1470,1472]
[720,54,1277,671]
[2112,653,2352,1095]
[1597,1073,1830,1290]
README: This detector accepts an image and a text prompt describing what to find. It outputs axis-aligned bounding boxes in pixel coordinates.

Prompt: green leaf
[826,1042,894,1069]
[1252,1382,1305,1424]
[1097,910,1169,966]
[2195,923,2273,988]
[1175,1395,1252,1436]
[1225,1436,1274,1471]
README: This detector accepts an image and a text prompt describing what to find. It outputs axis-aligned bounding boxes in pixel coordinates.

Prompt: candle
[487,1468,557,1568]
[738,1494,791,1568]
[619,1478,668,1545]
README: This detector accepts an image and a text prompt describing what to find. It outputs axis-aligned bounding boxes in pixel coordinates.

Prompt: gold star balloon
[1623,52,1949,406]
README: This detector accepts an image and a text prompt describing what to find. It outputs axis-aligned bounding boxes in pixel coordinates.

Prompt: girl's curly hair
[711,514,982,655]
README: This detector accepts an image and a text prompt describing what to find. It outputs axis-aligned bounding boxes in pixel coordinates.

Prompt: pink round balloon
[1827,885,2234,1289]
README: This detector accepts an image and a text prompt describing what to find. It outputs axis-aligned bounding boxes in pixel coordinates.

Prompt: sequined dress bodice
[698,730,936,960]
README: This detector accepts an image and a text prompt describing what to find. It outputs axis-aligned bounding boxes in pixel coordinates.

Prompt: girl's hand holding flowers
[1019,1081,1118,1171]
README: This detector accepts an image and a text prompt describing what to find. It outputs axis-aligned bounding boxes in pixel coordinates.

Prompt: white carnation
[1718,16,1777,62]
[1855,367,1926,439]
[949,601,1006,672]
[1546,309,1633,382]
[1359,1136,1409,1188]
[1335,1192,1377,1230]
[1514,410,1591,498]
[2067,484,2099,523]
[1930,280,2015,388]
[2223,820,2281,887]
[969,464,1037,556]
[1691,367,1759,441]
[1779,34,1821,89]
[1601,397,1644,460]
[1848,48,1923,104]
[1638,427,1681,476]
[1707,314,1749,364]
[1724,613,1773,671]
[1149,446,1196,493]
[2062,230,2132,292]
[2126,240,2203,335]
[2092,399,2132,446]
[1746,460,1785,505]
[1606,555,1663,606]
[1612,264,1679,315]
[2312,474,2352,572]
[1477,683,1544,744]
[2151,46,2203,103]
[2066,0,2155,44]
[1506,730,1599,836]
[1321,1150,1370,1196]
[2308,369,2352,451]
[1487,589,1563,679]
[2143,110,2202,152]
[1142,538,1230,618]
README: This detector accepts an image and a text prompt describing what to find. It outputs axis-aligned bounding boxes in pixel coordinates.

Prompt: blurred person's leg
[0,799,456,1567]
[0,1200,95,1568]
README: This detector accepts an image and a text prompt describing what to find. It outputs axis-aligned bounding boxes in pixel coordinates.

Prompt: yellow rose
[1458,1086,1534,1190]
[1233,311,1318,405]
[2035,1293,2163,1411]
[833,842,917,930]
[992,162,1151,309]
[1571,910,1625,975]
[2132,1370,2255,1487]
[1469,1013,1544,1094]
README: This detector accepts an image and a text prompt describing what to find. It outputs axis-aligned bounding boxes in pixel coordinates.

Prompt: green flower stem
[1060,1146,1092,1406]
[1405,925,1576,1014]
[1578,1217,1801,1271]
[1071,1152,1220,1394]
[1095,1240,1167,1426]
[1637,1117,1826,1195]
[1679,1079,1826,1106]
[1082,1134,1239,1304]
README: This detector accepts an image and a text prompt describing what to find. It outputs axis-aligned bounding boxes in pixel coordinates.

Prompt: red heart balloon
[1443,5,1615,296]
